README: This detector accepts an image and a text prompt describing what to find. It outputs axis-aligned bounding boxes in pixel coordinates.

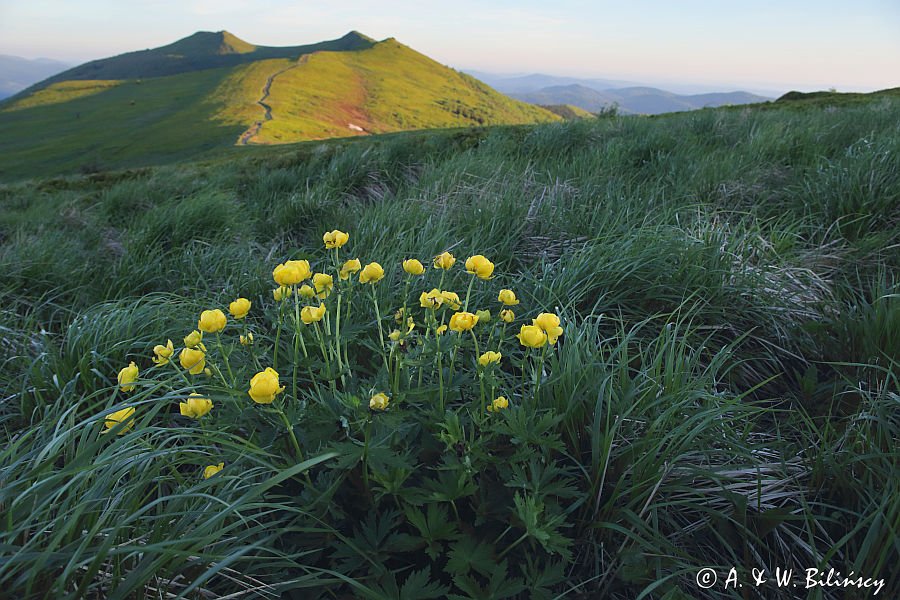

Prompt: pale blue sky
[1,0,898,93]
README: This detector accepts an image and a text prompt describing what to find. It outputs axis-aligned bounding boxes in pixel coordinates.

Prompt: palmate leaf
[404,503,460,559]
[449,559,526,600]
[506,459,580,502]
[494,407,565,452]
[331,509,420,574]
[512,493,573,561]
[421,468,477,502]
[446,534,496,577]
[359,568,450,600]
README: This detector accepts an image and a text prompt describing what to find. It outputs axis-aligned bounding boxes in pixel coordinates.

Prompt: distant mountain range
[0,31,560,178]
[471,71,772,114]
[0,55,70,99]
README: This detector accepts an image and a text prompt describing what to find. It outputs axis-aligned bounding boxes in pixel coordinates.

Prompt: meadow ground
[0,96,898,599]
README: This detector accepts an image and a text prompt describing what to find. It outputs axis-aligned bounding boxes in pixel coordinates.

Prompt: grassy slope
[1,97,898,598]
[0,38,558,180]
[254,39,558,141]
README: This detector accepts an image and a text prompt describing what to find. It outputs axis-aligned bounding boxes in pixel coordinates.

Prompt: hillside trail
[238,54,309,145]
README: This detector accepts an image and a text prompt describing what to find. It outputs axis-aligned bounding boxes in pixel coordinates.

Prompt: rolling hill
[0,31,558,180]
[511,83,770,114]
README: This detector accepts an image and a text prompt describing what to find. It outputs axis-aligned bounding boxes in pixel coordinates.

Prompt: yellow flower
[229,298,251,319]
[533,313,564,344]
[498,289,520,306]
[323,230,349,249]
[180,393,213,419]
[394,307,407,323]
[179,347,206,375]
[487,396,509,412]
[419,288,444,309]
[300,303,326,324]
[152,340,174,366]
[198,309,226,333]
[184,329,203,349]
[402,259,425,275]
[478,351,502,366]
[500,309,515,323]
[433,251,456,270]
[298,284,316,298]
[517,324,547,348]
[436,325,448,335]
[449,311,479,332]
[240,332,254,346]
[103,406,136,434]
[369,392,390,411]
[339,258,361,280]
[273,285,292,301]
[273,259,311,286]
[117,361,138,392]
[388,329,401,342]
[359,262,385,284]
[475,309,491,324]
[464,255,495,280]
[248,367,285,404]
[313,273,333,299]
[203,462,224,479]
[440,290,461,310]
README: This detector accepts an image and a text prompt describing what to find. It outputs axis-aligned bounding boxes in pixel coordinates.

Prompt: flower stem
[215,332,235,387]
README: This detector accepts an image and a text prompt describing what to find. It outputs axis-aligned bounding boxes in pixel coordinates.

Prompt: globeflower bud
[499,309,515,323]
[240,332,254,346]
[313,273,333,298]
[487,396,509,412]
[339,258,361,280]
[184,329,203,349]
[273,286,292,301]
[475,309,491,324]
[179,347,206,375]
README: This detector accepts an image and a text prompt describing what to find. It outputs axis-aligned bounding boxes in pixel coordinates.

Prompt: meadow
[0,93,898,599]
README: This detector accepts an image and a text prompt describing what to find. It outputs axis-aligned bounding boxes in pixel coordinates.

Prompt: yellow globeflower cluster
[117,362,138,392]
[323,230,349,249]
[248,368,284,404]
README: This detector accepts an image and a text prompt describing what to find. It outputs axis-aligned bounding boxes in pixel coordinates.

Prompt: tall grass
[1,97,898,598]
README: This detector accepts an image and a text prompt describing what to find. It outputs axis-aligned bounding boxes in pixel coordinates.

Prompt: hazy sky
[1,0,898,94]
